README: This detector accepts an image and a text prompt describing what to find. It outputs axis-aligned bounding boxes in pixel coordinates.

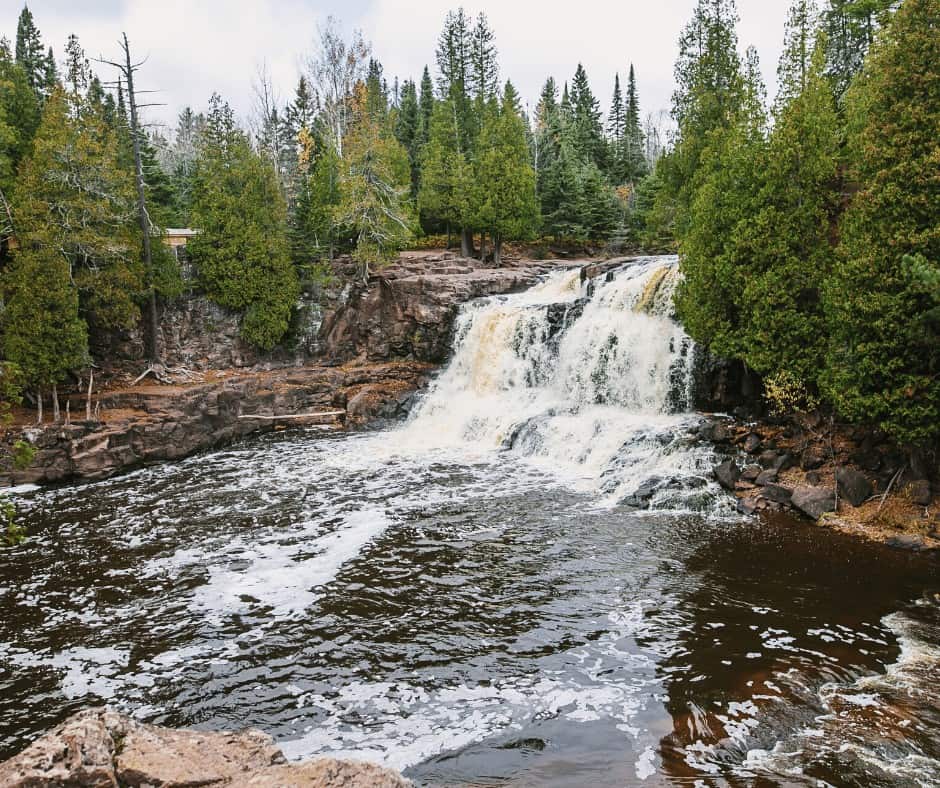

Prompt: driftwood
[877,466,905,513]
[132,364,203,386]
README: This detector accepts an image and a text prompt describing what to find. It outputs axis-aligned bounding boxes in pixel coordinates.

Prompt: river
[1,258,938,786]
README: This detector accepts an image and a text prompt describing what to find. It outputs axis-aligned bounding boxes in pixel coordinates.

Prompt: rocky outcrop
[317,253,565,364]
[3,362,432,486]
[0,708,409,787]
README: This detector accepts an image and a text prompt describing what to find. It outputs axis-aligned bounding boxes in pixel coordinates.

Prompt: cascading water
[1,256,938,787]
[396,257,720,510]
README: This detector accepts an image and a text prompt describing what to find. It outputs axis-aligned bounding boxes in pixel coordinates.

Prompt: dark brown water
[2,264,939,786]
[0,430,937,786]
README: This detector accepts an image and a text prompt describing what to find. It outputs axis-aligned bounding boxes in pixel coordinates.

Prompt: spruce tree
[395,79,421,197]
[569,63,606,171]
[623,64,647,181]
[823,0,896,100]
[14,5,46,98]
[188,95,299,350]
[823,0,940,445]
[0,40,39,196]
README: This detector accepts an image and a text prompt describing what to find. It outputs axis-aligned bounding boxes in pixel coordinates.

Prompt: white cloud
[7,0,793,132]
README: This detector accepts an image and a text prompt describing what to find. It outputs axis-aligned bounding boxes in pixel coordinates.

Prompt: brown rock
[801,446,827,471]
[906,479,933,506]
[0,710,410,788]
[791,486,836,520]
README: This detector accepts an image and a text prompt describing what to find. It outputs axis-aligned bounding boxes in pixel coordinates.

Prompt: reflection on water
[1,260,938,786]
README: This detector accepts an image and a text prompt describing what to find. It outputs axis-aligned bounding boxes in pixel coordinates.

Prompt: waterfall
[397,257,721,510]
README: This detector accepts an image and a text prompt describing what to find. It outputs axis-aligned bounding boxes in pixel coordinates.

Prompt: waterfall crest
[398,257,720,509]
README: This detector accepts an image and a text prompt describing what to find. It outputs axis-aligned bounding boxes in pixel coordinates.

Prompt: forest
[0,0,937,449]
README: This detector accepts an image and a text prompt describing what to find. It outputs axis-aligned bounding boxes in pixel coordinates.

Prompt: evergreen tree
[64,33,89,96]
[416,65,435,149]
[623,64,647,181]
[675,46,768,360]
[339,84,414,280]
[188,95,299,350]
[736,27,840,385]
[0,39,39,196]
[0,245,87,415]
[608,73,625,145]
[533,76,559,182]
[394,78,421,197]
[823,0,940,445]
[418,97,472,240]
[468,12,498,135]
[569,63,606,171]
[14,5,47,98]
[657,0,744,240]
[302,129,345,261]
[13,88,142,332]
[823,0,896,100]
[473,82,538,264]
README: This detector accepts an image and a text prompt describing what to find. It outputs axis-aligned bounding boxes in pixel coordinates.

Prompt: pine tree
[473,82,538,264]
[416,65,434,148]
[823,0,940,445]
[188,95,299,350]
[394,78,421,197]
[533,76,559,182]
[823,0,896,100]
[64,34,89,96]
[623,64,647,181]
[608,73,625,145]
[468,12,498,135]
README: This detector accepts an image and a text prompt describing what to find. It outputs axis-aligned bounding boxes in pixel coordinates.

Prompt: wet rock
[755,469,778,486]
[0,709,410,787]
[743,433,762,453]
[709,422,734,444]
[714,460,740,491]
[801,446,827,471]
[623,476,664,508]
[758,450,779,469]
[741,464,762,482]
[791,486,836,520]
[737,497,759,515]
[885,534,929,551]
[761,483,793,505]
[906,479,933,506]
[836,467,873,508]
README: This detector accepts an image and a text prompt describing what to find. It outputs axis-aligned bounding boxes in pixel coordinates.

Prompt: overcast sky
[2,0,794,133]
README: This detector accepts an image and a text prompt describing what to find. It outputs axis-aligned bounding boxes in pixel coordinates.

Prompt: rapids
[1,257,938,786]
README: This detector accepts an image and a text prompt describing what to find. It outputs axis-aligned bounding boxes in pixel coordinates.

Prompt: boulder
[804,470,823,486]
[906,479,932,506]
[0,709,410,788]
[755,469,778,487]
[761,483,793,504]
[743,433,762,453]
[791,485,836,520]
[800,446,827,471]
[623,476,664,508]
[836,467,873,508]
[758,450,780,469]
[741,464,762,482]
[773,453,795,472]
[713,460,740,491]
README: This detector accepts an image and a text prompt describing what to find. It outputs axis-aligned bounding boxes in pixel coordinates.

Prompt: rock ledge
[0,709,409,787]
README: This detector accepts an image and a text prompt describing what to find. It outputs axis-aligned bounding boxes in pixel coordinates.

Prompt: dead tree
[97,35,164,363]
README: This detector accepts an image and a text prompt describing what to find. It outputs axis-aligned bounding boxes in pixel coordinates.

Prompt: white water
[395,257,719,508]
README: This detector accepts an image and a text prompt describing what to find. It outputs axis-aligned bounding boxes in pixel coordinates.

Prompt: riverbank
[705,414,940,552]
[0,709,409,787]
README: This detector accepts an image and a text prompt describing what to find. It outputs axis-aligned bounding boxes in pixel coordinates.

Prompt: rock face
[3,362,432,486]
[0,709,409,787]
[317,253,561,364]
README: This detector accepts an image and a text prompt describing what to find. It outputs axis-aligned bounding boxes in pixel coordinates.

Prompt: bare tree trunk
[36,389,43,425]
[65,399,71,426]
[122,34,160,364]
[86,368,94,421]
[446,223,451,250]
[460,228,473,258]
[493,236,503,267]
[479,231,487,261]
[52,383,60,424]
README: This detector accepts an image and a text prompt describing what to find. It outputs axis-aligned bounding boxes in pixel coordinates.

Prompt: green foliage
[472,82,539,261]
[822,0,940,446]
[0,244,88,392]
[1,495,24,547]
[12,439,35,470]
[418,98,472,232]
[13,88,143,332]
[0,39,39,195]
[188,95,299,350]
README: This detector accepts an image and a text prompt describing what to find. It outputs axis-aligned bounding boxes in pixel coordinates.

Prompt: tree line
[0,5,661,420]
[652,0,939,449]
